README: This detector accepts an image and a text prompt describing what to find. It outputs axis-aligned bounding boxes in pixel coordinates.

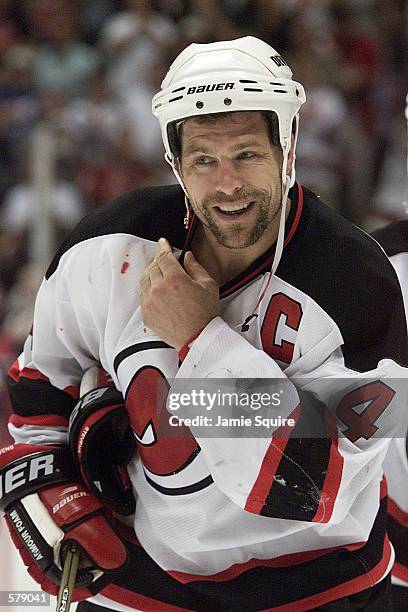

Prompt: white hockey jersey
[6,184,408,611]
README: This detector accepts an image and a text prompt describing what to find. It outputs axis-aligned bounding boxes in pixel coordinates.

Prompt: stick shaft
[55,368,98,611]
[55,545,80,612]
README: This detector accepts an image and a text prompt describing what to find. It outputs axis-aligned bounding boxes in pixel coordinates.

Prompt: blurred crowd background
[0,0,407,442]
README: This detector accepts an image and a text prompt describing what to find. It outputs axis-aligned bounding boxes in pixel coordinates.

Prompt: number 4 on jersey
[336,381,395,443]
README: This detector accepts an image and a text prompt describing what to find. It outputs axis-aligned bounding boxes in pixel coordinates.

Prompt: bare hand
[140,238,220,351]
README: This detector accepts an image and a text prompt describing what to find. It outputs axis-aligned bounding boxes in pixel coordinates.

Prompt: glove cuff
[0,446,76,511]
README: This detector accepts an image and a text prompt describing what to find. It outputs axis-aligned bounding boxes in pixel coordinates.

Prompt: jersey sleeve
[8,278,81,444]
[174,317,407,524]
[7,232,157,447]
[7,265,92,445]
[7,238,111,445]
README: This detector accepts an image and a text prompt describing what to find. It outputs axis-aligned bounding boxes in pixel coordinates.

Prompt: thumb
[184,251,214,284]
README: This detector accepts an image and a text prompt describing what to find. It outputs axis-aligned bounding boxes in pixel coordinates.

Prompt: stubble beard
[192,186,282,249]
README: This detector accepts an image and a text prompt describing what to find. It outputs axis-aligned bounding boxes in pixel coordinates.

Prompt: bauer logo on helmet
[187,82,235,95]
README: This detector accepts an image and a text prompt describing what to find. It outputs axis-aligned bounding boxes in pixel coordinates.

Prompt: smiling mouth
[214,201,255,217]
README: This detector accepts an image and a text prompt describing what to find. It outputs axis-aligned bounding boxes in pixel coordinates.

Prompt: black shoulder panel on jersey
[46,184,185,280]
[371,220,408,257]
[278,188,408,370]
[7,376,76,418]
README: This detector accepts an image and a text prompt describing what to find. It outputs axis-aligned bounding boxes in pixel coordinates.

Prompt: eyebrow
[182,145,213,157]
[230,141,265,151]
[183,140,265,157]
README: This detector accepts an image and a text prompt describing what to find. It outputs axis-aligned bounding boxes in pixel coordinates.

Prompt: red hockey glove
[68,368,136,516]
[0,443,128,600]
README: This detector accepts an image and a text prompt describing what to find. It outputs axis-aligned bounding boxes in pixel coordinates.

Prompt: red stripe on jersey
[8,359,20,382]
[178,328,204,363]
[272,536,392,611]
[284,182,303,246]
[9,361,80,399]
[101,584,190,612]
[388,497,408,526]
[64,385,80,399]
[244,404,301,515]
[9,414,69,428]
[312,412,344,523]
[98,536,389,610]
[19,367,49,382]
[244,436,289,515]
[167,541,366,584]
[220,256,275,299]
[392,561,408,583]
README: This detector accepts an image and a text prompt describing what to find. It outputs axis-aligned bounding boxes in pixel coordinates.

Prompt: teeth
[218,202,251,213]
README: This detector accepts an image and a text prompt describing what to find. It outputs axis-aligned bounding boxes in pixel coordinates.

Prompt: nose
[216,159,243,196]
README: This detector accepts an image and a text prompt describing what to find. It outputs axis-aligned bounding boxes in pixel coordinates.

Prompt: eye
[237,151,256,160]
[194,155,215,166]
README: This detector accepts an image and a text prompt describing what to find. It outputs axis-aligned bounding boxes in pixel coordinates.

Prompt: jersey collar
[179,183,304,299]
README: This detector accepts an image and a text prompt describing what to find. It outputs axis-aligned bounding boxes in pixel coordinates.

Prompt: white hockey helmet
[152,36,306,187]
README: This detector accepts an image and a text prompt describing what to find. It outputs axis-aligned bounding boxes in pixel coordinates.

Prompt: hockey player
[1,37,408,611]
[371,93,408,609]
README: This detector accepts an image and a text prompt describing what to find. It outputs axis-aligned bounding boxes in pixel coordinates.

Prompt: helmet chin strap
[271,145,291,278]
[271,174,291,277]
[239,141,292,332]
[239,173,291,332]
[167,153,192,228]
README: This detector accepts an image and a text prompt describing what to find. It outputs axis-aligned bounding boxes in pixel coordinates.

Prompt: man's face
[180,111,283,250]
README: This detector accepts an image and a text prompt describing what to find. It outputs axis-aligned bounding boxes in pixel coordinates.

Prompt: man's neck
[191,199,291,287]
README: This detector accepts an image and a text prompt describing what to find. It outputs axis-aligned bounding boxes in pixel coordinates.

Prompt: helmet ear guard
[167,121,182,159]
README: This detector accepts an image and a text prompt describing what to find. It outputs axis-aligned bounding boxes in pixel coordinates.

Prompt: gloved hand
[68,367,136,516]
[0,443,128,599]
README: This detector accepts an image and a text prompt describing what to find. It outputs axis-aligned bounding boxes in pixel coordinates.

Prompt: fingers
[140,261,163,294]
[148,262,164,286]
[141,238,183,291]
[155,239,188,278]
[141,240,215,292]
[139,272,151,295]
[140,238,170,286]
[184,251,215,285]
